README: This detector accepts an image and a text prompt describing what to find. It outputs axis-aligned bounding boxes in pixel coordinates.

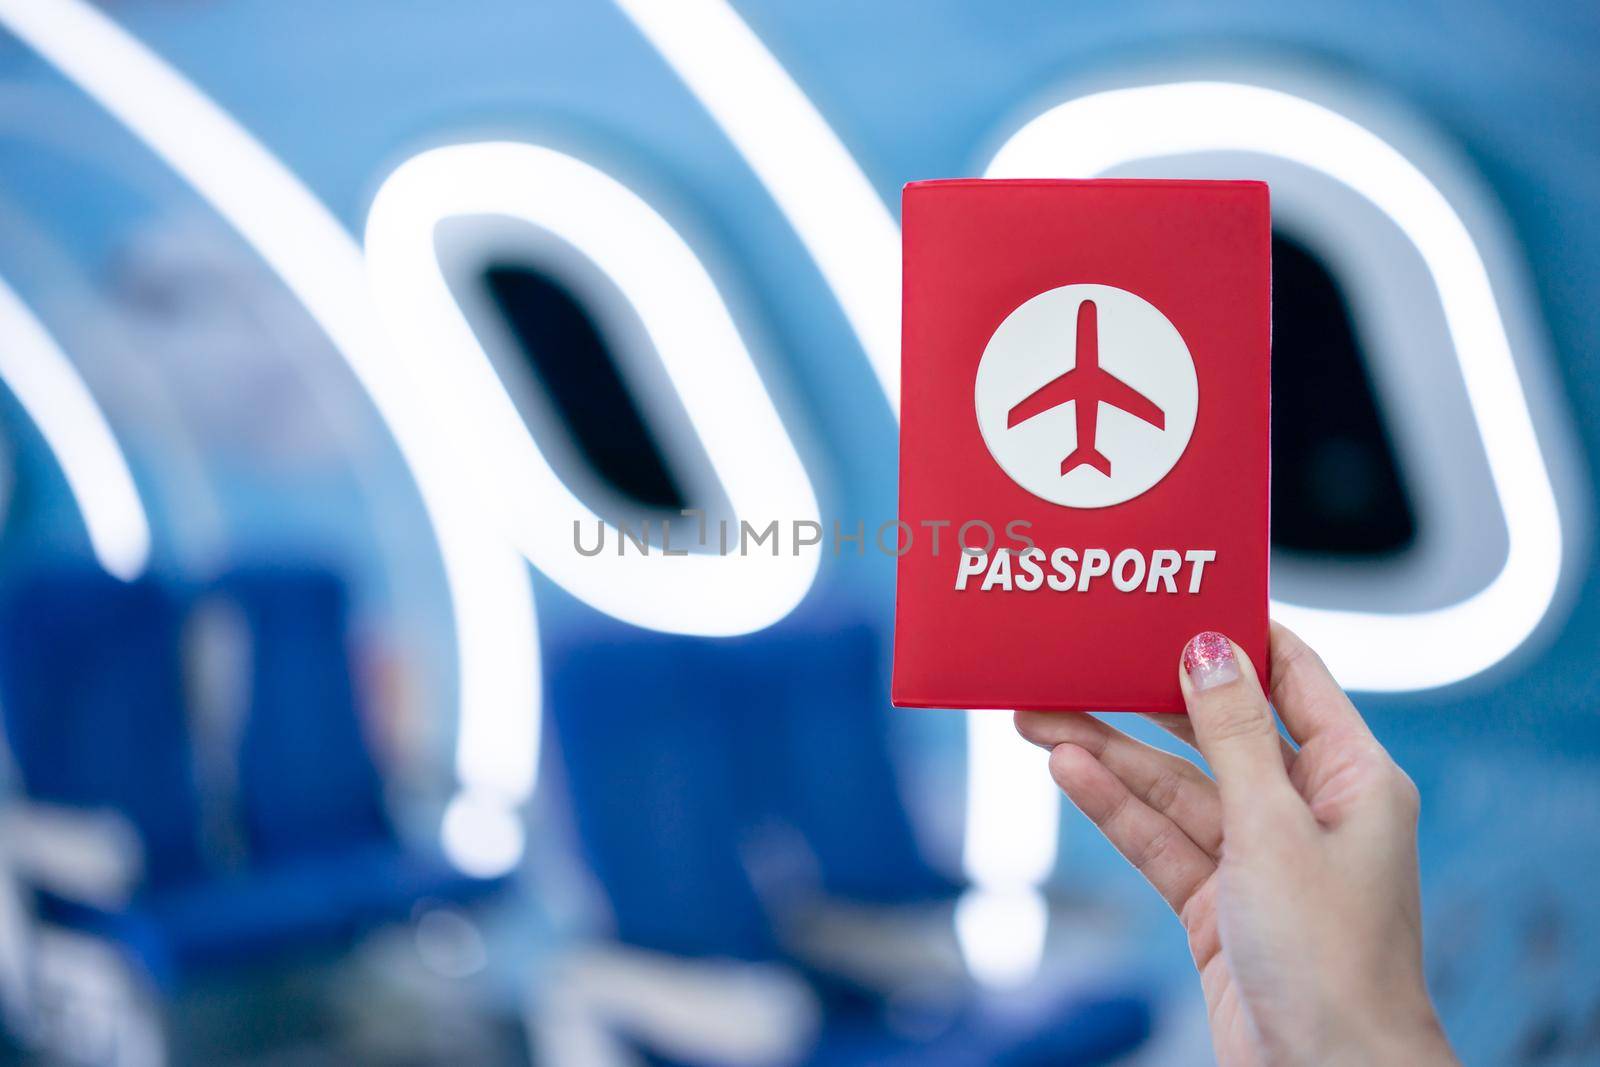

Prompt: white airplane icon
[1006,299,1166,476]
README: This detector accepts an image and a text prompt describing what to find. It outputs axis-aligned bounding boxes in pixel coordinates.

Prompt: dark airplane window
[483,264,687,512]
[1271,234,1416,557]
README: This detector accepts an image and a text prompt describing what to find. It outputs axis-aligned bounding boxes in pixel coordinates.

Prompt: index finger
[1268,622,1373,748]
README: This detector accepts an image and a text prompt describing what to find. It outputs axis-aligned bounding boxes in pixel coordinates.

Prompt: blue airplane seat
[550,613,950,946]
[547,618,1151,1067]
[548,631,783,960]
[792,989,1150,1067]
[0,564,506,989]
[716,614,956,905]
[0,569,205,891]
[216,565,390,862]
[206,563,509,943]
[622,986,1150,1067]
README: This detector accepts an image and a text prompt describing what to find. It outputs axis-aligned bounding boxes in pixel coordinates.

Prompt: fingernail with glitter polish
[1182,631,1240,692]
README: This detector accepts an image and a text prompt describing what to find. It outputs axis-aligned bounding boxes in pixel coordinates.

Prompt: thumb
[1179,631,1299,815]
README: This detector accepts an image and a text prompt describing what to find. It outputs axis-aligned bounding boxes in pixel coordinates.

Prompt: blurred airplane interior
[0,2,1597,1066]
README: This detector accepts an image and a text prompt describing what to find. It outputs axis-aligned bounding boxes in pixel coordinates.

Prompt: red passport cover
[892,179,1270,713]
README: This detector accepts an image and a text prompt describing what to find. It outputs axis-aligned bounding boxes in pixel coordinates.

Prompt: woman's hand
[1015,623,1458,1067]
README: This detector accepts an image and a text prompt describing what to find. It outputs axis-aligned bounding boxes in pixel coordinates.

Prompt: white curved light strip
[988,81,1563,692]
[365,143,821,637]
[956,713,1058,987]
[614,0,902,415]
[0,277,150,581]
[0,0,540,874]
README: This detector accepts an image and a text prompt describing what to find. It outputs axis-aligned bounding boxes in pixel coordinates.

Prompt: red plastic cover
[893,179,1270,712]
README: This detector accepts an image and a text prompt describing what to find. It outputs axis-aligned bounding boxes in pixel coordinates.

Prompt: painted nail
[1182,631,1239,691]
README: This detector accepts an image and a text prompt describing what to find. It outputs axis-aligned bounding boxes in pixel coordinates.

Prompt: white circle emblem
[974,283,1198,508]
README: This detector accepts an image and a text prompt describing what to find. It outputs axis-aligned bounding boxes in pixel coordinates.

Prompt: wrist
[1328,1006,1457,1067]
[1296,986,1456,1067]
[1371,1019,1457,1067]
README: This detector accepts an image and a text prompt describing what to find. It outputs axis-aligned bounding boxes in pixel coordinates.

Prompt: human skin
[1015,623,1459,1067]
